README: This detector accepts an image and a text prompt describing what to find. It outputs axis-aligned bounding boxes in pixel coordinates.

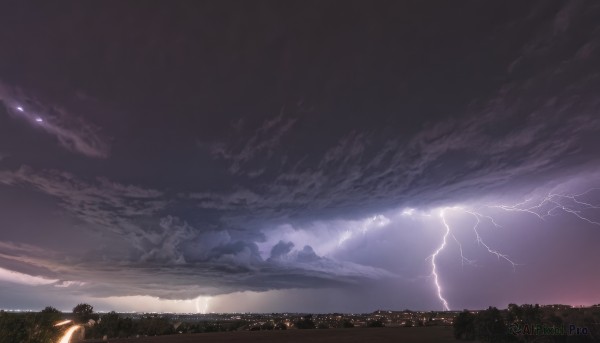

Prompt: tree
[453,310,476,340]
[367,320,385,327]
[474,307,507,343]
[37,306,62,341]
[100,311,120,338]
[0,310,61,343]
[40,306,61,326]
[0,311,27,343]
[520,304,542,324]
[260,322,275,330]
[275,322,287,330]
[73,303,96,323]
[118,317,134,337]
[341,319,354,328]
[41,306,60,314]
[295,315,316,329]
[40,306,61,324]
[137,316,174,335]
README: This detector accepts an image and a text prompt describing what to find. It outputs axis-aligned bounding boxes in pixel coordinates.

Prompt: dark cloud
[0,166,166,235]
[296,246,320,263]
[190,93,600,224]
[0,0,600,311]
[0,226,396,300]
[0,81,110,158]
[269,241,295,260]
[208,112,298,175]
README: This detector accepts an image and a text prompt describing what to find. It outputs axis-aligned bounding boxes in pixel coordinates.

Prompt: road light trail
[58,324,82,343]
[53,319,72,327]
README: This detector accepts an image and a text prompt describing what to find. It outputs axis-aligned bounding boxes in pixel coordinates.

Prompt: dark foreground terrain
[106,327,457,343]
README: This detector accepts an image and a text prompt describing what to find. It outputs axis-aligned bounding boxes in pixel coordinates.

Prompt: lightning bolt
[195,296,211,314]
[491,189,600,226]
[428,206,518,311]
[430,208,451,311]
[450,233,475,268]
[464,210,517,271]
[425,188,600,311]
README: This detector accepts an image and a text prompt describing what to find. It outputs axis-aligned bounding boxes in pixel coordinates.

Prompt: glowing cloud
[0,267,58,286]
[0,81,110,158]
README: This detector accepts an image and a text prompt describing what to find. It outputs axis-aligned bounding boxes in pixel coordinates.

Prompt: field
[107,326,459,343]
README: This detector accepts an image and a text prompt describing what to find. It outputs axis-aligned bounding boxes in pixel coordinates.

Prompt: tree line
[0,306,62,343]
[0,303,185,342]
[453,304,599,342]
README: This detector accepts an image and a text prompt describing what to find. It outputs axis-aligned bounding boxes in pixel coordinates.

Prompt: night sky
[1,1,600,313]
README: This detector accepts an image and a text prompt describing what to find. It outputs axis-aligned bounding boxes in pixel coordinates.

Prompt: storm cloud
[1,1,600,312]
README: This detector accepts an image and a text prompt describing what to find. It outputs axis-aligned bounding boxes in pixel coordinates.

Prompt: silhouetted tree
[507,303,522,323]
[520,304,542,324]
[367,320,385,327]
[475,307,507,343]
[275,322,287,330]
[454,310,476,340]
[0,311,27,343]
[117,317,134,337]
[340,319,354,328]
[260,322,275,330]
[100,311,120,338]
[296,315,316,329]
[73,303,96,324]
[41,306,60,314]
[137,316,174,335]
[40,306,61,326]
[0,310,61,343]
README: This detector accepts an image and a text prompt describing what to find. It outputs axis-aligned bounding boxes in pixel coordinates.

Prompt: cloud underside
[0,1,600,304]
[0,237,394,300]
[0,81,110,158]
[194,2,600,218]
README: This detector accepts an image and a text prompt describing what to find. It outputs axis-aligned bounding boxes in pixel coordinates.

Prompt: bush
[341,319,354,328]
[296,315,316,329]
[454,307,509,342]
[0,310,61,343]
[275,322,287,330]
[454,310,476,340]
[367,319,385,327]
